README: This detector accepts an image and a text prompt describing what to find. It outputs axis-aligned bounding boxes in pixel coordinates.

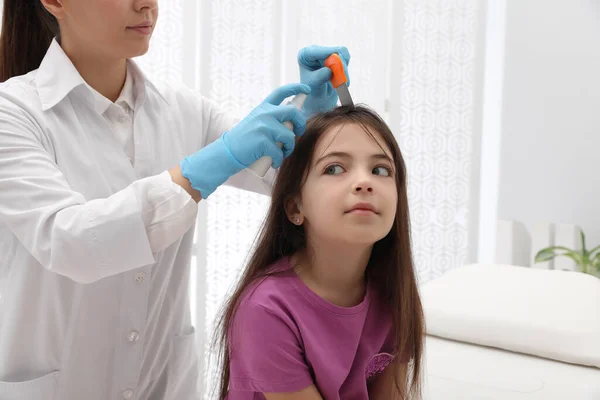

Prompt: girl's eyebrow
[314,151,393,166]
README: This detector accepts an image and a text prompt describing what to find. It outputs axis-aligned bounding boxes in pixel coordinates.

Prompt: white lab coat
[0,39,273,400]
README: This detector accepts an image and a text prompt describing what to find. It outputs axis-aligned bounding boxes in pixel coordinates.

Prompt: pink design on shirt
[365,352,394,379]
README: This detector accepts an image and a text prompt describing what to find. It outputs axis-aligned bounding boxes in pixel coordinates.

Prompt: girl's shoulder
[238,257,297,309]
[231,258,303,338]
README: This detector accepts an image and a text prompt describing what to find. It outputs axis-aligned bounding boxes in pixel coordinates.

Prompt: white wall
[497,0,600,250]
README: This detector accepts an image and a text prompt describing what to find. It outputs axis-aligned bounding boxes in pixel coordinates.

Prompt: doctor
[0,0,350,399]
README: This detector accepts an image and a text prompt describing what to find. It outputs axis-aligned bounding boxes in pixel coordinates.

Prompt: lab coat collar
[36,38,169,112]
[89,62,136,115]
[118,64,136,111]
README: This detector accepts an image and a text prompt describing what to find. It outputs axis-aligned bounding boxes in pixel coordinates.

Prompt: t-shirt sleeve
[228,299,314,393]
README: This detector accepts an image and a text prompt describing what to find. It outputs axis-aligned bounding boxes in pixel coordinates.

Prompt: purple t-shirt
[226,258,395,400]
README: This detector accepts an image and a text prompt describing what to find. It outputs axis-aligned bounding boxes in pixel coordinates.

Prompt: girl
[0,0,350,399]
[215,105,425,399]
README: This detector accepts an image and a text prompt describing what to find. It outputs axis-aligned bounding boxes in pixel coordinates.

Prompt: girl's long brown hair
[213,105,425,399]
[0,0,58,82]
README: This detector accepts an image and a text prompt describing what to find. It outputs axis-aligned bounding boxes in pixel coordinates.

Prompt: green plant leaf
[580,231,587,252]
[535,248,558,262]
[569,251,583,265]
[589,244,600,258]
[535,247,580,263]
[539,246,574,253]
[581,249,590,265]
[589,256,600,276]
[535,246,584,265]
[593,252,600,267]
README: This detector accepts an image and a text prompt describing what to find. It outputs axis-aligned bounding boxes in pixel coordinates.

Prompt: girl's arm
[368,360,408,400]
[228,300,317,396]
[265,385,324,400]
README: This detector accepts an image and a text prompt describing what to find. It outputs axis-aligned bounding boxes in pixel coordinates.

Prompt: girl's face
[46,0,158,59]
[292,123,398,246]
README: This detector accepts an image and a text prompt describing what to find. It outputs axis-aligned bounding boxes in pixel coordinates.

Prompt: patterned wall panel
[399,0,479,282]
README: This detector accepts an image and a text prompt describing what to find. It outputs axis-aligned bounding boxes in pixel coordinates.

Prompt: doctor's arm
[199,97,276,196]
[169,165,202,202]
[0,99,199,284]
[180,83,310,199]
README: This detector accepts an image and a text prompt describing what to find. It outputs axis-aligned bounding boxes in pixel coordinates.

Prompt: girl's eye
[373,166,392,177]
[325,164,345,175]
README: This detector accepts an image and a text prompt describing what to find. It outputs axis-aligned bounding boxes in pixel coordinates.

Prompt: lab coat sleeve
[0,99,197,284]
[196,93,277,196]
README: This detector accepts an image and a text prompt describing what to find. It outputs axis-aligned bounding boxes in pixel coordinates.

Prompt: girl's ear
[41,0,67,20]
[284,196,303,225]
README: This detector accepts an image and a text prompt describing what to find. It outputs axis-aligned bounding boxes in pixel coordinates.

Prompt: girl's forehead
[313,122,393,156]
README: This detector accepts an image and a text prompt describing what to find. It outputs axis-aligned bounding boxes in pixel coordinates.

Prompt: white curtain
[398,0,481,281]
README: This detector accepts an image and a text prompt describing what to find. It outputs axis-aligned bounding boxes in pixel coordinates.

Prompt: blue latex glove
[298,45,351,117]
[180,83,311,199]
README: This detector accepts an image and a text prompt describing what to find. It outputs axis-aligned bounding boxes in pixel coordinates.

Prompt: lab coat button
[128,331,140,342]
[122,389,133,399]
[135,272,146,283]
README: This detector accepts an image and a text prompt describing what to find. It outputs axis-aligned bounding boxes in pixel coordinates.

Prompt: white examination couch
[421,264,600,399]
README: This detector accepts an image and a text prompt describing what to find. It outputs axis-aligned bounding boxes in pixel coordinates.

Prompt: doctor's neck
[60,36,127,103]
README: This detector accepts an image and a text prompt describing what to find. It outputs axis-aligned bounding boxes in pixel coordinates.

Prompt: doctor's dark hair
[0,0,58,82]
[213,105,425,399]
